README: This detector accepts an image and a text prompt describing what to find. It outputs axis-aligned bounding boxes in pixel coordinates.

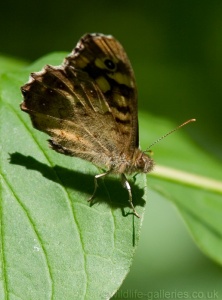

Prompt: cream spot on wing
[113,94,128,106]
[95,58,105,69]
[108,72,132,87]
[76,56,90,68]
[95,76,110,92]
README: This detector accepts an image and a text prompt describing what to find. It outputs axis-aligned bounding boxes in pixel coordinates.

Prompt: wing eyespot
[104,59,116,70]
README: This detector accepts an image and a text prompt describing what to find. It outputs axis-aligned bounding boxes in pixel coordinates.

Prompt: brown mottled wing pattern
[20,33,138,172]
[66,34,138,151]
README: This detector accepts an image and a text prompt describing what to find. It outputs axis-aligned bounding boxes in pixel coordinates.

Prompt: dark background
[1,0,222,297]
[1,0,222,160]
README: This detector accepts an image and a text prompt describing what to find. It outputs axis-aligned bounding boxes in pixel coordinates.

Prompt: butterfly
[20,33,154,218]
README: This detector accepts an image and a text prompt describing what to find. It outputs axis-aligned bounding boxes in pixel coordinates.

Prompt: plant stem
[150,165,222,194]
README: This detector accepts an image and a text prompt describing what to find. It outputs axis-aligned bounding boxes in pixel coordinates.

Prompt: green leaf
[0,54,146,299]
[0,55,28,73]
[139,113,222,266]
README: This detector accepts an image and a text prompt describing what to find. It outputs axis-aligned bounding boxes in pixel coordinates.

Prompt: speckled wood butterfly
[20,33,194,217]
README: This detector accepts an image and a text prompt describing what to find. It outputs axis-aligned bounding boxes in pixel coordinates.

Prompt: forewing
[65,33,139,151]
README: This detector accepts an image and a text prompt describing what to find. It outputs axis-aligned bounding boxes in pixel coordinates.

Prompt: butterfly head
[131,149,154,174]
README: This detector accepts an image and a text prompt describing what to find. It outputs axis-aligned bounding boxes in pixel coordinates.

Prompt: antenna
[144,118,196,153]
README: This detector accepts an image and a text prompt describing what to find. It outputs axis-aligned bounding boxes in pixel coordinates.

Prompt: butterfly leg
[88,171,110,202]
[121,173,140,218]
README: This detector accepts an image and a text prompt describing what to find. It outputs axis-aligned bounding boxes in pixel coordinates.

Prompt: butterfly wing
[20,34,139,171]
[65,34,139,152]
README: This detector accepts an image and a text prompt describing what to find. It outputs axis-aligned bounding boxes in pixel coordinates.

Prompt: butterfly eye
[104,59,116,70]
